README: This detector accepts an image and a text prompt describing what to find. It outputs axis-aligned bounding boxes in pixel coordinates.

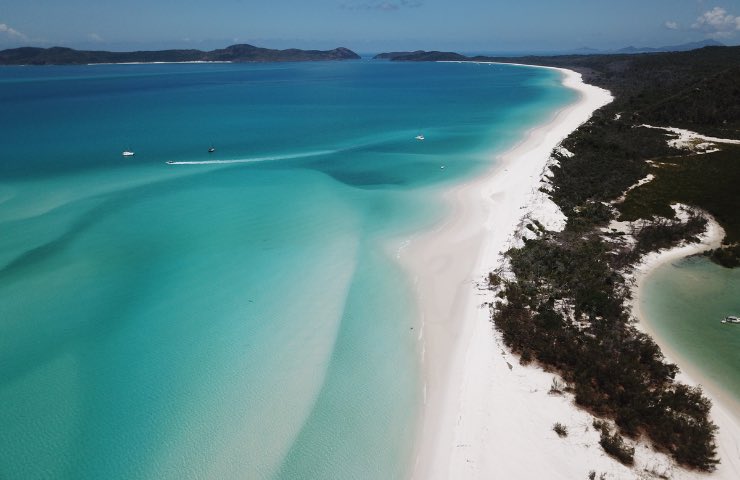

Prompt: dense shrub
[599,429,635,466]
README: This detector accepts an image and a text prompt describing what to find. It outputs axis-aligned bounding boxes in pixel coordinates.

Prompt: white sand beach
[402,65,740,479]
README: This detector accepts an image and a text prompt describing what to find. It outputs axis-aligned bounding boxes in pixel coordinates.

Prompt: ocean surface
[0,60,574,479]
[639,256,740,408]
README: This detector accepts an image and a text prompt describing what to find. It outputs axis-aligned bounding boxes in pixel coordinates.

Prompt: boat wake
[165,150,336,165]
[165,130,430,166]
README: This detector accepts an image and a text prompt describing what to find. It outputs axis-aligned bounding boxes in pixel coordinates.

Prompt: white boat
[208,147,215,153]
[415,134,425,141]
[721,315,740,324]
[166,161,176,165]
[122,151,135,157]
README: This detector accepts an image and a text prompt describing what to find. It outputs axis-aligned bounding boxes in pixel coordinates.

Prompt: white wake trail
[165,150,336,165]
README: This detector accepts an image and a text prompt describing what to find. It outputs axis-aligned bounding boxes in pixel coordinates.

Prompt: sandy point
[400,64,617,479]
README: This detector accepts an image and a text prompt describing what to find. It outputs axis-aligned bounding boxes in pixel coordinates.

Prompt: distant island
[0,44,360,65]
[373,50,467,61]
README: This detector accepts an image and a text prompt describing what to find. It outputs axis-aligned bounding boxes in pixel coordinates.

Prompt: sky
[1,0,739,53]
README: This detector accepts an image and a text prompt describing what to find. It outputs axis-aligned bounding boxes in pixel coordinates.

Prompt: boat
[415,134,425,141]
[122,151,135,157]
[208,147,215,153]
[721,315,740,324]
[166,161,176,165]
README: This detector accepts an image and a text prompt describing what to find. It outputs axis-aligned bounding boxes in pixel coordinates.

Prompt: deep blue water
[0,60,574,479]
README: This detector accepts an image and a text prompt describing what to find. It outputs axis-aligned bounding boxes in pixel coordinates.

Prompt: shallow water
[0,60,574,479]
[639,256,740,405]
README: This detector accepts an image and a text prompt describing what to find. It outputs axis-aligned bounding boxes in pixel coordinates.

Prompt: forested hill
[0,44,360,65]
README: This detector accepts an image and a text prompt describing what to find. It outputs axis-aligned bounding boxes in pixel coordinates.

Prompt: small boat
[122,151,135,157]
[440,165,446,169]
[415,134,425,141]
[721,315,740,324]
[208,147,215,153]
[166,161,176,165]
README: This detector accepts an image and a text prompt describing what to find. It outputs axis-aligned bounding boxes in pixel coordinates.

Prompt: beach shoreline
[403,61,740,479]
[401,64,614,479]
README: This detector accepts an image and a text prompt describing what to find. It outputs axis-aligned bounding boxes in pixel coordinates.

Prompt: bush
[487,272,502,287]
[592,419,608,432]
[599,429,634,466]
[709,244,740,268]
[549,377,565,395]
[553,422,568,437]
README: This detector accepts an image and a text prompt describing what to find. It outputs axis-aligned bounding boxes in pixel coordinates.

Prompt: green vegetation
[513,48,740,264]
[553,422,568,437]
[549,120,671,216]
[587,471,608,480]
[595,424,635,466]
[486,47,736,471]
[592,420,634,465]
[491,229,718,469]
[618,146,740,266]
[483,47,740,140]
[549,377,566,395]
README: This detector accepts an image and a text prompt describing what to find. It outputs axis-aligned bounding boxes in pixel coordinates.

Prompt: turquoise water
[0,60,574,479]
[639,256,740,407]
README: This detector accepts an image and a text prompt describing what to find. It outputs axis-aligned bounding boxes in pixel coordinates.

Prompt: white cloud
[664,20,679,30]
[692,6,740,32]
[87,33,104,42]
[0,23,27,40]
